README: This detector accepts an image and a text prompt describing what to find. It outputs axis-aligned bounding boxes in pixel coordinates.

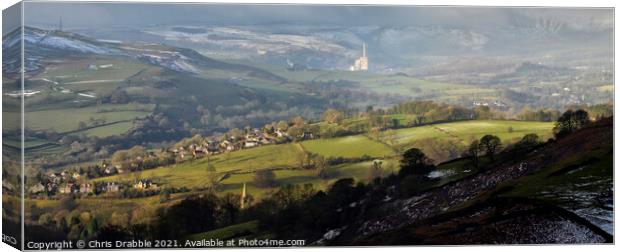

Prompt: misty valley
[1,3,614,248]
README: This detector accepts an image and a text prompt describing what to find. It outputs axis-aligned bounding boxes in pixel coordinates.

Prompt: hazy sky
[9,2,614,31]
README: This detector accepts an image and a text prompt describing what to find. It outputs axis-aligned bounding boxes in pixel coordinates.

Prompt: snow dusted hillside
[148,27,356,57]
[2,27,267,75]
[22,28,124,55]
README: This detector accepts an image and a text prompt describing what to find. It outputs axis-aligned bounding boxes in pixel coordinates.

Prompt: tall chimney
[363,42,366,58]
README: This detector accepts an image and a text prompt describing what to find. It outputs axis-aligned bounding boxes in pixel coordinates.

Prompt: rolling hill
[91,119,553,199]
[325,118,613,244]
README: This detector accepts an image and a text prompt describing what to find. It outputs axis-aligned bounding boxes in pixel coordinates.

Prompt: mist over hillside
[70,19,612,72]
[21,3,611,73]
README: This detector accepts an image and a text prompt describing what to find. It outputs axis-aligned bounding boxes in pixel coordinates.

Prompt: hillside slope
[326,118,613,244]
[3,26,284,81]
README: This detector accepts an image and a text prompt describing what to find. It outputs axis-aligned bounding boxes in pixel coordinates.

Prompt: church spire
[240,182,247,209]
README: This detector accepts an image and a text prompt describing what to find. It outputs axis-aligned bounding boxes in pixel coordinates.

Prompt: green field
[91,120,553,199]
[18,57,154,111]
[3,104,154,135]
[91,142,394,199]
[3,57,157,141]
[301,135,394,158]
[83,119,555,207]
[316,114,416,131]
[21,119,556,230]
[3,136,50,149]
[308,71,495,102]
[92,144,396,200]
[392,120,554,146]
[77,121,136,137]
[37,57,150,85]
[93,143,306,188]
[223,59,498,103]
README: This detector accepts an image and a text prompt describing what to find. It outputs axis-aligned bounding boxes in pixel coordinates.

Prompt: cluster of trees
[464,133,543,169]
[516,104,612,123]
[92,193,247,241]
[249,147,448,240]
[36,197,99,241]
[110,146,176,174]
[572,103,613,119]
[303,80,405,110]
[553,109,591,138]
[386,101,483,123]
[153,193,245,238]
[251,181,369,241]
[312,101,482,139]
[253,170,277,188]
[117,186,190,199]
[81,148,435,242]
[517,108,561,122]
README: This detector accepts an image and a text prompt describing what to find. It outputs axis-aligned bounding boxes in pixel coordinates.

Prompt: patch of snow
[138,54,197,73]
[23,30,121,55]
[97,39,122,44]
[78,93,97,98]
[4,90,40,97]
[427,169,456,179]
[65,79,122,85]
[312,227,347,245]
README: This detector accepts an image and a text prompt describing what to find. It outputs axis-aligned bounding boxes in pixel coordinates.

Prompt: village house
[493,100,508,108]
[275,129,288,137]
[61,171,70,179]
[260,138,270,145]
[220,140,239,151]
[473,101,489,106]
[46,182,57,194]
[58,182,75,194]
[28,183,45,194]
[134,179,158,190]
[206,140,221,154]
[175,146,191,159]
[79,183,94,194]
[105,182,121,193]
[114,164,125,174]
[48,173,63,184]
[193,145,206,158]
[2,180,15,192]
[244,140,260,148]
[301,131,315,140]
[103,164,116,175]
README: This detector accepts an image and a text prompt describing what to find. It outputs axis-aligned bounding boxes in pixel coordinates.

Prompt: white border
[0,1,617,252]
